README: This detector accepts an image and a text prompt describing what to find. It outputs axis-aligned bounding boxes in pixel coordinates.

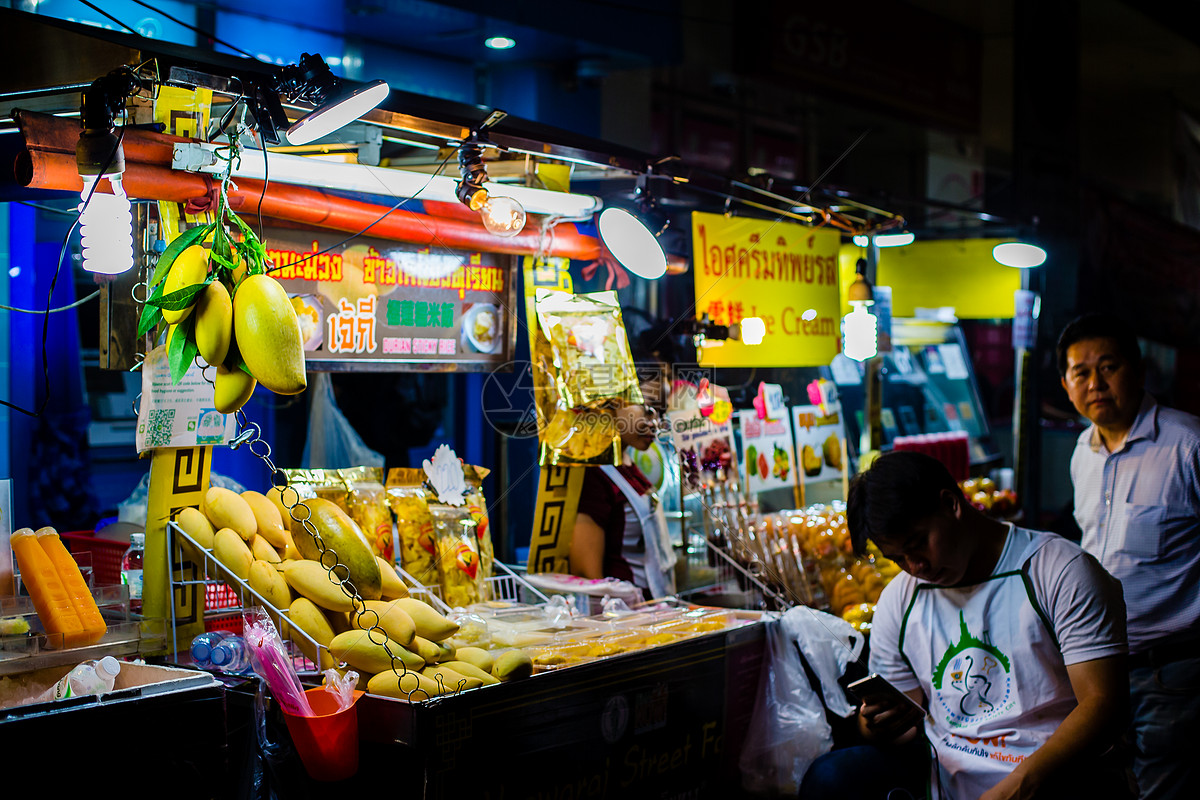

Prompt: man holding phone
[801,451,1129,800]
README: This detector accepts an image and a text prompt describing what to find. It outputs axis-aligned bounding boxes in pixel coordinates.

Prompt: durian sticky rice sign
[691,211,841,367]
[264,228,516,371]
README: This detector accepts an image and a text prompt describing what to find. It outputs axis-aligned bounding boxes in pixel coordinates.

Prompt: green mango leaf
[168,314,198,385]
[137,280,166,338]
[150,223,213,289]
[146,276,216,311]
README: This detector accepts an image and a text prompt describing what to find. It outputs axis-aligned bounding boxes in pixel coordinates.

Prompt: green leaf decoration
[146,275,216,311]
[150,223,213,289]
[137,280,166,338]
[168,314,198,385]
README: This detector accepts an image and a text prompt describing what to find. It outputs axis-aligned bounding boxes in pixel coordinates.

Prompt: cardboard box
[0,662,227,796]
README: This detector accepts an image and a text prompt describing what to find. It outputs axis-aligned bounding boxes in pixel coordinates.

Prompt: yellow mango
[453,646,494,674]
[204,486,257,540]
[290,498,381,601]
[393,597,458,642]
[194,280,232,367]
[279,559,355,613]
[241,490,288,549]
[233,273,306,395]
[407,635,442,665]
[249,534,281,564]
[492,649,534,682]
[421,664,481,691]
[175,506,215,550]
[248,559,292,609]
[213,365,256,414]
[367,668,445,700]
[330,628,424,674]
[162,245,208,324]
[284,597,335,670]
[213,527,253,581]
[440,659,499,686]
[377,556,409,599]
[350,599,416,646]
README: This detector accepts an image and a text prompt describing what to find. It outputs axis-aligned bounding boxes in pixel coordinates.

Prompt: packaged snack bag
[385,469,439,588]
[340,466,393,563]
[430,506,482,609]
[463,465,494,585]
[532,289,642,466]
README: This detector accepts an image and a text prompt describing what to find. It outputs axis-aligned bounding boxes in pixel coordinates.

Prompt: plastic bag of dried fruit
[339,466,393,562]
[531,288,642,466]
[385,468,439,589]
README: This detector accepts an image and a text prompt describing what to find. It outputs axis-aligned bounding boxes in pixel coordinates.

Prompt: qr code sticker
[146,408,176,448]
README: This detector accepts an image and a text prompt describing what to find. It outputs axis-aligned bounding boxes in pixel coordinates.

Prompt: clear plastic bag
[739,610,843,796]
[302,372,385,470]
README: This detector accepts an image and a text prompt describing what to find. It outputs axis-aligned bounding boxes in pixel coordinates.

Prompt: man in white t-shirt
[800,451,1129,800]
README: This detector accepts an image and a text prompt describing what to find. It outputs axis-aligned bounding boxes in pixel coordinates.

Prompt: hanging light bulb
[79,174,133,275]
[456,141,527,237]
[476,193,527,237]
[842,258,878,361]
[76,68,140,276]
[843,304,878,361]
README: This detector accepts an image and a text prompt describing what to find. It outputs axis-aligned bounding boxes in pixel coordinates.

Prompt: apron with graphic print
[898,531,1075,800]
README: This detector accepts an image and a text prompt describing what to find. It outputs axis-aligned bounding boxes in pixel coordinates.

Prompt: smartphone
[846,673,927,716]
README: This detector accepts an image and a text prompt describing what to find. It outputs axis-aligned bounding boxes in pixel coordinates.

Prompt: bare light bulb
[79,174,133,275]
[842,302,878,362]
[479,193,527,237]
[738,316,767,345]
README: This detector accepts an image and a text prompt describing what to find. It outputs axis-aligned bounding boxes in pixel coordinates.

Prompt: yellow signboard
[691,212,842,367]
[837,239,1022,319]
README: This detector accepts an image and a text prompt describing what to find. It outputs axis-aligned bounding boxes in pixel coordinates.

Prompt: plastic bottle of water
[37,656,122,702]
[120,532,145,614]
[209,634,252,674]
[189,631,227,668]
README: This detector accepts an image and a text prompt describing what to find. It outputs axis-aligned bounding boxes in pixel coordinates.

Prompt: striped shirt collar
[1087,391,1156,453]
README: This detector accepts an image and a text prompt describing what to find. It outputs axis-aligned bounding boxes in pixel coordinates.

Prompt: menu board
[737,409,797,494]
[667,407,738,492]
[791,402,847,484]
[265,228,517,371]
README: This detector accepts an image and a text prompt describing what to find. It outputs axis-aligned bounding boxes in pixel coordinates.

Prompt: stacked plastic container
[892,431,970,481]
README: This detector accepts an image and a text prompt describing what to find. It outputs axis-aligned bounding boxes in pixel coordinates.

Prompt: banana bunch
[139,212,306,414]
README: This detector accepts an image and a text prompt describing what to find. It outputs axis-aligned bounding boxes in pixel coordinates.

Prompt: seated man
[801,451,1129,800]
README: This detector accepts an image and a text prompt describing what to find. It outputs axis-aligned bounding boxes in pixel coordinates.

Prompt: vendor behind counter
[569,334,682,600]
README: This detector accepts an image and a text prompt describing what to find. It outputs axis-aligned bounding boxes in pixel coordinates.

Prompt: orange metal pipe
[16,149,602,259]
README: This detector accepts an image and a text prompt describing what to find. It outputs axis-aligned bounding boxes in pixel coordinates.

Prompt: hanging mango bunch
[137,155,306,413]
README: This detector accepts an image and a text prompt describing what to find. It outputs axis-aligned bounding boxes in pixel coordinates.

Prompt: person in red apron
[801,451,1130,800]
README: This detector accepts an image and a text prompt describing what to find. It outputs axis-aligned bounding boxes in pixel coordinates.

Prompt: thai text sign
[691,212,841,367]
[266,228,516,371]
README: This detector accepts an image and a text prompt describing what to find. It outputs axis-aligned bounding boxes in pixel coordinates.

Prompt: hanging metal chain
[229,409,462,700]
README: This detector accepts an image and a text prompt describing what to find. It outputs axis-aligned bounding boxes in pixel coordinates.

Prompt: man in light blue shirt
[1060,313,1200,800]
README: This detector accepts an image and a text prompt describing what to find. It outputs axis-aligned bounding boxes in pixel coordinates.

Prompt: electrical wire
[126,0,261,62]
[0,290,100,314]
[264,148,457,275]
[76,0,137,34]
